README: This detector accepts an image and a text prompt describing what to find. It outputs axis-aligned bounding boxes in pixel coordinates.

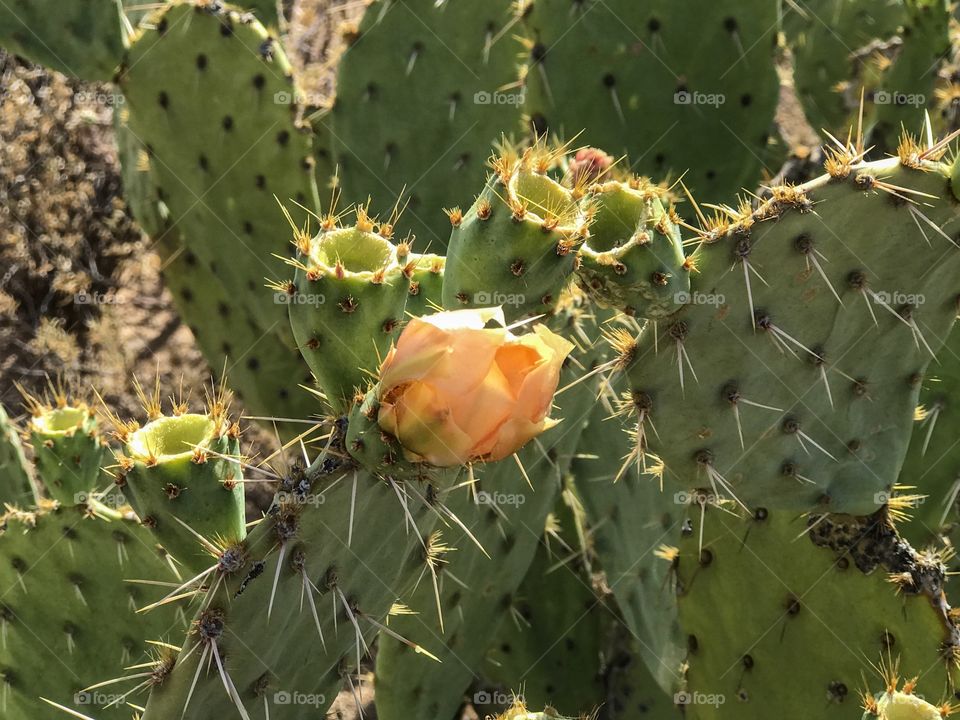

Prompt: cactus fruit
[674,507,958,720]
[401,252,446,318]
[331,0,523,247]
[620,150,960,515]
[861,673,949,719]
[0,404,37,505]
[494,702,578,720]
[25,399,108,507]
[117,408,245,575]
[520,0,780,202]
[286,204,410,413]
[576,178,690,319]
[443,145,588,321]
[0,500,185,719]
[118,1,319,344]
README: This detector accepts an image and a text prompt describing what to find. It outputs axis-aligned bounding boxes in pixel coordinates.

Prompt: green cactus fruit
[0,405,38,506]
[572,371,685,697]
[577,178,690,319]
[118,411,245,576]
[0,0,136,81]
[620,150,960,515]
[118,1,320,345]
[442,145,588,321]
[331,0,523,249]
[139,425,463,719]
[0,500,185,719]
[862,679,946,719]
[494,703,577,720]
[520,0,780,202]
[675,506,958,720]
[28,404,109,507]
[373,307,603,720]
[287,205,410,413]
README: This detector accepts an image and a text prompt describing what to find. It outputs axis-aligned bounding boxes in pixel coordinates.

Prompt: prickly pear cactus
[521,0,781,201]
[118,1,320,343]
[117,410,246,575]
[286,204,411,412]
[138,435,462,719]
[482,483,607,716]
[27,403,108,507]
[0,0,133,81]
[576,178,690,319]
[573,377,685,697]
[442,144,588,321]
[621,151,960,514]
[675,507,959,719]
[897,321,960,552]
[0,500,185,719]
[374,310,601,720]
[331,0,524,248]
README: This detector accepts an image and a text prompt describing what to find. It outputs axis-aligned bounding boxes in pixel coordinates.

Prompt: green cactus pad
[139,445,460,720]
[121,413,245,575]
[374,310,603,720]
[897,321,960,551]
[442,149,588,321]
[28,405,108,507]
[482,488,606,716]
[577,179,690,319]
[622,155,960,515]
[573,379,685,697]
[521,0,780,202]
[118,1,320,344]
[0,405,37,506]
[676,507,958,720]
[785,0,908,137]
[288,211,409,412]
[0,501,184,719]
[331,0,523,249]
[0,0,131,81]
